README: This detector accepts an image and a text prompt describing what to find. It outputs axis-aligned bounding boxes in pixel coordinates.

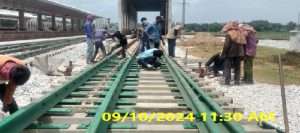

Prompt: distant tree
[287,21,297,31]
[185,20,296,32]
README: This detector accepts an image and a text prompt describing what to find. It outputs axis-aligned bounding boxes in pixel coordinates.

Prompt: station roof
[130,0,163,11]
[0,0,94,18]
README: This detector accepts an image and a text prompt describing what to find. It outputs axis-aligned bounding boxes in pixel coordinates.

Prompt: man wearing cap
[84,15,95,64]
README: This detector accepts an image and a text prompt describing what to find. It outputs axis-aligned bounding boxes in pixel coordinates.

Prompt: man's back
[137,48,158,59]
[94,29,107,42]
[145,23,161,40]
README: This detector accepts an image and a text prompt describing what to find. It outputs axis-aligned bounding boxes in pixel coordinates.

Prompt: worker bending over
[205,52,225,77]
[0,55,30,114]
[137,48,163,70]
[111,31,128,58]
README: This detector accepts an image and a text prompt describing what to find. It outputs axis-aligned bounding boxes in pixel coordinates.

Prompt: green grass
[256,32,290,40]
[254,46,300,85]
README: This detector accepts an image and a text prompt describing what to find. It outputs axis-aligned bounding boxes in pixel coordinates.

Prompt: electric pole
[182,0,186,27]
[298,12,300,31]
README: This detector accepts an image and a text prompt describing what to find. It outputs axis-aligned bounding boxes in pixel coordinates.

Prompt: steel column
[62,17,67,31]
[77,19,81,32]
[37,14,43,31]
[71,18,74,31]
[18,10,26,31]
[51,15,56,31]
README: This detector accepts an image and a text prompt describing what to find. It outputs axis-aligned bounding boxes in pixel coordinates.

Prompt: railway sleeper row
[0,42,280,132]
[23,57,127,133]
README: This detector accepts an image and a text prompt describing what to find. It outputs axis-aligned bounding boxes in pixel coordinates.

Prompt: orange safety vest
[0,55,24,68]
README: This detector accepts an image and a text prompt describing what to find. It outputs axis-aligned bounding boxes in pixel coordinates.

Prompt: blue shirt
[145,23,161,41]
[137,48,158,59]
[84,21,94,39]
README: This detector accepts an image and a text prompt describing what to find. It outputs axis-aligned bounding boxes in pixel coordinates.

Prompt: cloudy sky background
[50,0,300,24]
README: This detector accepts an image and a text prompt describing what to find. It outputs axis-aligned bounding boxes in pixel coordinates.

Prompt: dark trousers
[209,65,224,76]
[108,44,126,58]
[138,57,161,69]
[0,84,18,114]
[121,45,126,58]
[139,39,150,53]
[224,57,241,85]
[149,39,160,49]
[93,41,106,60]
[244,56,254,83]
[168,39,176,57]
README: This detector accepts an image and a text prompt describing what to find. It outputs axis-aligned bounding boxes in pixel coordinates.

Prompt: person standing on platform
[240,24,258,84]
[145,16,165,49]
[83,15,95,64]
[221,21,246,85]
[0,55,31,114]
[92,27,109,62]
[166,25,183,57]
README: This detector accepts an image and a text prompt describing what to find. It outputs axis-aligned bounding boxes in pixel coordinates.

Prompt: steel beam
[62,17,67,31]
[71,18,75,31]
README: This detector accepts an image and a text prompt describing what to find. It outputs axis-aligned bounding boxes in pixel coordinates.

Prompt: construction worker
[205,52,225,77]
[144,16,165,49]
[139,17,150,52]
[111,31,128,58]
[221,21,246,85]
[0,55,31,114]
[83,15,95,64]
[92,27,109,62]
[240,24,258,84]
[137,48,163,70]
[166,25,183,57]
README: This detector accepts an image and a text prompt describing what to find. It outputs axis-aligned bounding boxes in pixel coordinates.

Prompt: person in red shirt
[0,55,31,114]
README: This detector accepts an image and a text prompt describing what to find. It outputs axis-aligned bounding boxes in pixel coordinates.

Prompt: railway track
[0,42,280,133]
[0,37,84,59]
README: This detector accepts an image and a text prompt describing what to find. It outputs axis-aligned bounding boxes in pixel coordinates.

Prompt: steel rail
[164,55,246,133]
[87,50,136,133]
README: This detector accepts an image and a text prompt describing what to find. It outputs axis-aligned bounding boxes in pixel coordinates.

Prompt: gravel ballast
[0,43,88,118]
[200,75,300,133]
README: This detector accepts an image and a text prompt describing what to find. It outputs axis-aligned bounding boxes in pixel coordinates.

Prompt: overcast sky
[50,0,300,24]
